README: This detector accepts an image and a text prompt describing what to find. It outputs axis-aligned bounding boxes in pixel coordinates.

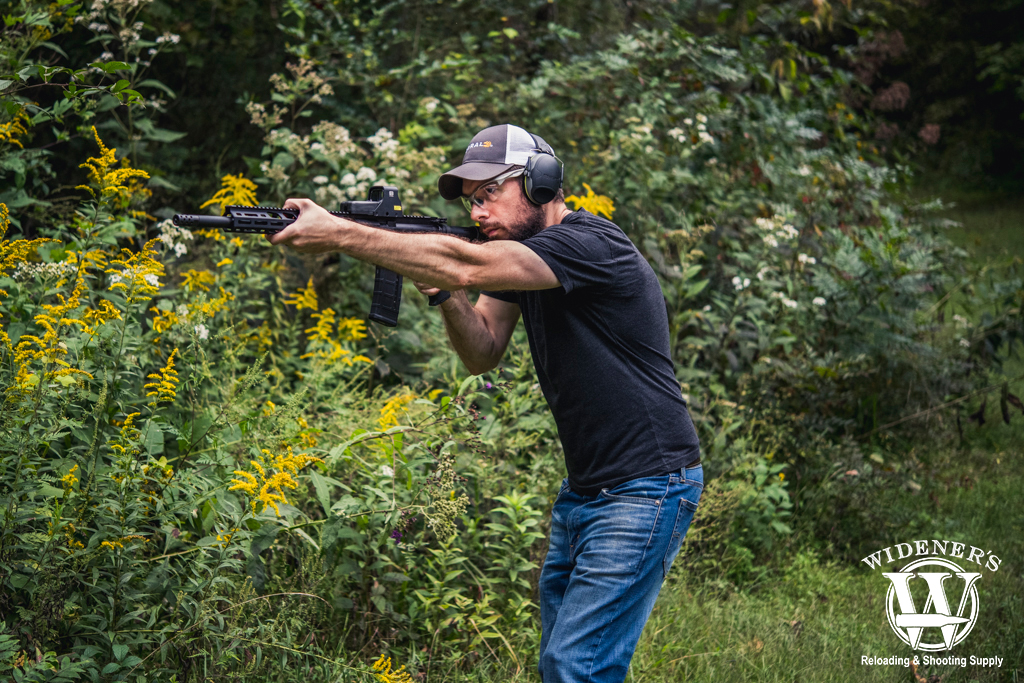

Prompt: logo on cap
[467,141,492,149]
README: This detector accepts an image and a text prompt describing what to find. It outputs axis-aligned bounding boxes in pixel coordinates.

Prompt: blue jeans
[537,463,703,683]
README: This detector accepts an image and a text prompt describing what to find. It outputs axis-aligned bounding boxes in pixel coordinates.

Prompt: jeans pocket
[663,486,701,577]
[597,475,670,506]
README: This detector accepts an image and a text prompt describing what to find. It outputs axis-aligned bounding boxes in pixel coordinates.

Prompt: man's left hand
[266,198,345,254]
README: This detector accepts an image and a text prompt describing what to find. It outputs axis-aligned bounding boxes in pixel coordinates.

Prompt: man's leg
[538,465,703,683]
[538,479,578,678]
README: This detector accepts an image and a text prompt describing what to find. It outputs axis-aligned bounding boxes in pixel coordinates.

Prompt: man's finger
[267,224,297,245]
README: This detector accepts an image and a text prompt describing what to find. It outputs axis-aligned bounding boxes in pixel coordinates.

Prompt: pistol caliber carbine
[173,185,482,327]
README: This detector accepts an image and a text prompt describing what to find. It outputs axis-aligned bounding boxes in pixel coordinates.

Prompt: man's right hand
[413,281,443,297]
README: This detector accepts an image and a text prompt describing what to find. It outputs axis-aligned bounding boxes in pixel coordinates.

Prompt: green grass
[922,187,1024,264]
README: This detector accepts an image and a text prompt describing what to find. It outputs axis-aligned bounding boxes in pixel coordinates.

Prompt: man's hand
[266,198,345,254]
[413,281,443,297]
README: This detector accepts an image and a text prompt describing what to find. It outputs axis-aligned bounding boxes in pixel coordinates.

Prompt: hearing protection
[522,134,564,205]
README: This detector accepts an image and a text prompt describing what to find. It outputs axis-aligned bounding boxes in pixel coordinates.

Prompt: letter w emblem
[882,571,982,649]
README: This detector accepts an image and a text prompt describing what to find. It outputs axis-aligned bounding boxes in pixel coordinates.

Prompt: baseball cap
[437,124,556,200]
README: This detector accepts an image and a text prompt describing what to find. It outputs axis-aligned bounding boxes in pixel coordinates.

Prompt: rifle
[173,185,482,327]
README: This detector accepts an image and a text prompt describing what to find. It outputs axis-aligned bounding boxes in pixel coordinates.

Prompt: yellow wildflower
[108,413,142,459]
[195,228,226,242]
[284,276,318,310]
[77,127,150,203]
[262,400,276,416]
[305,307,335,342]
[229,447,323,516]
[192,286,234,318]
[149,306,179,334]
[61,464,79,494]
[229,237,245,248]
[106,240,164,303]
[83,299,123,334]
[100,535,147,552]
[378,392,417,430]
[216,257,233,267]
[0,202,56,303]
[181,269,216,292]
[0,108,30,149]
[337,316,368,341]
[199,173,259,215]
[9,273,94,394]
[371,654,414,683]
[144,349,179,404]
[565,183,615,220]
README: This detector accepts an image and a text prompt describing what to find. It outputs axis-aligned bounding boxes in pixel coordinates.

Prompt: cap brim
[437,162,517,200]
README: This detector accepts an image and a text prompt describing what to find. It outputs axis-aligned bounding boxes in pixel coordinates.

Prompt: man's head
[438,124,565,241]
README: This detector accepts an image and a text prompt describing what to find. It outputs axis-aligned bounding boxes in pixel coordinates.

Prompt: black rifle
[173,185,482,327]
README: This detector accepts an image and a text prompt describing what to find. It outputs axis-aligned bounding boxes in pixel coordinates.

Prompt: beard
[486,192,548,242]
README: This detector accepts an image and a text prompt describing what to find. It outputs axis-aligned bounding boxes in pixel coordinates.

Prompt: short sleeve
[521,213,618,294]
[480,290,519,304]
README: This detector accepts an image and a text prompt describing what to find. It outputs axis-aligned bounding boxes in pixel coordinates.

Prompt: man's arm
[428,289,520,374]
[267,198,559,292]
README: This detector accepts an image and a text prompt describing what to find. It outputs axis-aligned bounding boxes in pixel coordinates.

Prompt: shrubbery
[1,0,1021,680]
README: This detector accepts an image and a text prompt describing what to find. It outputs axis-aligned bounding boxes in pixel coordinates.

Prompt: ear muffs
[523,150,564,205]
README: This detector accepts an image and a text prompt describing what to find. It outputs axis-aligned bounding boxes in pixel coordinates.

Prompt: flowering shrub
[0,130,529,680]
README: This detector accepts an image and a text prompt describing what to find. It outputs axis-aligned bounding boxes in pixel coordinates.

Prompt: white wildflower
[683,118,693,126]
[173,243,187,258]
[381,465,394,477]
[702,304,712,312]
[312,175,329,184]
[339,172,356,187]
[812,297,826,306]
[356,166,377,182]
[763,234,779,248]
[797,253,816,265]
[797,165,812,177]
[696,113,708,123]
[144,274,160,287]
[194,324,209,340]
[176,304,189,317]
[782,298,798,309]
[959,338,970,348]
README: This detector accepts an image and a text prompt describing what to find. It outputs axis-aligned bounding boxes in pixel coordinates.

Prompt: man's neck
[544,201,573,227]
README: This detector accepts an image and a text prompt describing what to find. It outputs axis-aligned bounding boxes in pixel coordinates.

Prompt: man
[269,124,703,683]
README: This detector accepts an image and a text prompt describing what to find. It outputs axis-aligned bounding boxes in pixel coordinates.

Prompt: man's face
[462,175,547,242]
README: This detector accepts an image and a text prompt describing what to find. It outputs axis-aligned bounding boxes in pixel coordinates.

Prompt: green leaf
[0,79,12,91]
[112,644,128,661]
[502,27,519,39]
[111,79,130,93]
[137,78,176,97]
[103,61,130,73]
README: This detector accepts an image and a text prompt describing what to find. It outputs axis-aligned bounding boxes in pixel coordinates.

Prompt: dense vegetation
[1,0,1021,681]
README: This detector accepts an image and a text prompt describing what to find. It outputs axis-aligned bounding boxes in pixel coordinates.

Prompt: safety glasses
[460,168,525,214]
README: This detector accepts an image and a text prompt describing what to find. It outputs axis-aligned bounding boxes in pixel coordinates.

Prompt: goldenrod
[144,350,179,404]
[565,183,616,220]
[379,392,416,430]
[284,276,318,310]
[199,173,259,214]
[229,447,323,516]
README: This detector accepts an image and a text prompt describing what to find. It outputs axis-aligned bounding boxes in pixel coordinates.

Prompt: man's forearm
[437,291,503,374]
[333,218,480,290]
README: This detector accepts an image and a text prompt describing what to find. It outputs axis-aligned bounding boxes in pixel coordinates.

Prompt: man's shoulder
[559,208,624,234]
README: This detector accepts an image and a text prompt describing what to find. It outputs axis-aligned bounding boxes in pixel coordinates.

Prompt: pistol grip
[369,266,402,327]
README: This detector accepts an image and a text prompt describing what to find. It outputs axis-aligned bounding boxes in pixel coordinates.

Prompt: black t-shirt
[482,208,701,496]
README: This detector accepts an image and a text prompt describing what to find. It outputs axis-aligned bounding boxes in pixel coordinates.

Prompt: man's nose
[471,203,489,222]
